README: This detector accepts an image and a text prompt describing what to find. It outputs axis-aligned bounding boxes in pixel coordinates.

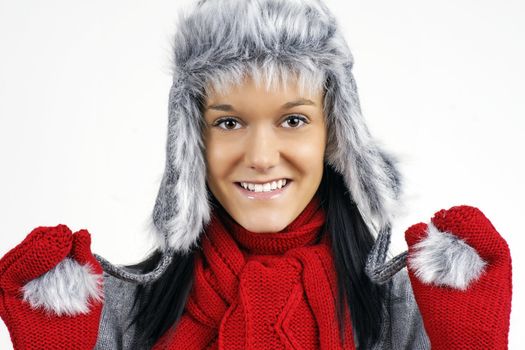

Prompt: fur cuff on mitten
[21,233,103,316]
[405,205,512,349]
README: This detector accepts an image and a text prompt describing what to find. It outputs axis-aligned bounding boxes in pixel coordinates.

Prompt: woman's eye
[281,115,308,128]
[214,115,308,130]
[215,118,241,130]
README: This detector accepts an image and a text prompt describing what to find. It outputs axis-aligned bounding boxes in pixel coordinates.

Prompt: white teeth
[240,179,288,192]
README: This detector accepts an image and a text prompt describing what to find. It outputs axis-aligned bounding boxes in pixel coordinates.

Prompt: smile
[239,179,288,192]
[234,180,292,200]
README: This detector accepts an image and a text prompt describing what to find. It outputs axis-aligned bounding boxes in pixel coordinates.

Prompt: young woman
[0,0,512,349]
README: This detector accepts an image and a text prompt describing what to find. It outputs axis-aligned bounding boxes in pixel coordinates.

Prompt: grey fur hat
[95,0,409,284]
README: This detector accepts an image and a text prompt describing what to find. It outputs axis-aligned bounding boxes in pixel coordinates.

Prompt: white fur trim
[22,257,104,316]
[409,222,487,290]
[150,0,404,255]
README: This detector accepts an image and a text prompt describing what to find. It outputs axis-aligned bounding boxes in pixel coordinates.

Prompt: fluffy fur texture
[95,0,406,284]
[149,0,403,254]
[409,222,487,290]
[22,257,104,316]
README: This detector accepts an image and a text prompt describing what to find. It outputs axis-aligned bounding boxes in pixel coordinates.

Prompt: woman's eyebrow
[206,98,316,112]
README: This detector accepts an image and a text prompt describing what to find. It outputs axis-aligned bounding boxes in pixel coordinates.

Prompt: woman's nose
[243,127,280,172]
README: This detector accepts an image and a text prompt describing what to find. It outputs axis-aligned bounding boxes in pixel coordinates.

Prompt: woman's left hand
[404,205,512,349]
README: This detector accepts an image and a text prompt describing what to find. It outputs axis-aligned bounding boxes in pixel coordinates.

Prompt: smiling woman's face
[203,75,327,233]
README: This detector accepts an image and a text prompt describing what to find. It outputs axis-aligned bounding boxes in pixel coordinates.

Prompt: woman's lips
[235,180,292,200]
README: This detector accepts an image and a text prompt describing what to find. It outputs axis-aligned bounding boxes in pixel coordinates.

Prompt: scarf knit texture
[152,195,356,349]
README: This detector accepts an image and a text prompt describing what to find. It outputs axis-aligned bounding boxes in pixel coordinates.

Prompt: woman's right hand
[0,224,104,349]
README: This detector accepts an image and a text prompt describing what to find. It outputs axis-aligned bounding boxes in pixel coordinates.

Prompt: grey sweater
[94,267,430,349]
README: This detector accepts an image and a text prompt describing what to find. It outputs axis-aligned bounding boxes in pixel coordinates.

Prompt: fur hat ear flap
[150,82,212,254]
[321,62,406,285]
[323,63,403,233]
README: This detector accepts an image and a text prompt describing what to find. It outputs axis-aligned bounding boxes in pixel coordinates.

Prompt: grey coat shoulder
[373,267,431,350]
[94,269,146,350]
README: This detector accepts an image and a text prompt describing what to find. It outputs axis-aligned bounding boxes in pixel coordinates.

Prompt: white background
[1,0,523,348]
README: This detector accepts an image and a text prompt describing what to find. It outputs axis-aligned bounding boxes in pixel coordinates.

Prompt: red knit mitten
[404,205,512,349]
[0,224,104,349]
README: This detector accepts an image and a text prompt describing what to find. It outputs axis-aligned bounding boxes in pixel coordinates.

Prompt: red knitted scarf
[153,195,356,349]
